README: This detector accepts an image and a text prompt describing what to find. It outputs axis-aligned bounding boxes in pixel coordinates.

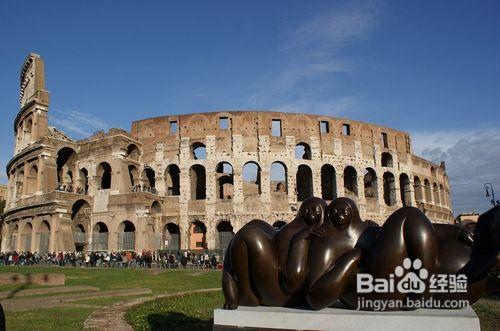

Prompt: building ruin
[1,54,453,254]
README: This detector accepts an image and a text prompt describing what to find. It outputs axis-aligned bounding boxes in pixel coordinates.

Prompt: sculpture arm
[282,226,326,294]
[306,248,362,310]
[281,228,313,294]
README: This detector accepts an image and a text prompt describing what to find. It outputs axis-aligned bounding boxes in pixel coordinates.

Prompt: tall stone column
[356,168,367,219]
[336,172,345,198]
[22,163,29,196]
[376,175,386,215]
[394,173,403,208]
[409,176,417,207]
[312,165,322,198]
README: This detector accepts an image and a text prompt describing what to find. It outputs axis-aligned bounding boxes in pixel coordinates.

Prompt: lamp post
[484,183,499,206]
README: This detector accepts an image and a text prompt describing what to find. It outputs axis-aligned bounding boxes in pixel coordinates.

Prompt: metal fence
[91,233,109,251]
[38,233,50,253]
[217,231,234,259]
[163,233,180,251]
[73,232,87,244]
[21,234,31,251]
[117,232,135,251]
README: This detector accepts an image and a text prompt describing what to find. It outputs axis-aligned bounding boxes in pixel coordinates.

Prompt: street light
[484,183,499,206]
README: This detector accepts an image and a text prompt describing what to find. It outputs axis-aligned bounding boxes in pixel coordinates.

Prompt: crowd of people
[131,184,158,195]
[0,250,221,269]
[56,184,87,194]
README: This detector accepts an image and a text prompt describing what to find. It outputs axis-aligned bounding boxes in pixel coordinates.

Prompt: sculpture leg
[307,248,362,310]
[368,207,438,277]
[225,223,288,307]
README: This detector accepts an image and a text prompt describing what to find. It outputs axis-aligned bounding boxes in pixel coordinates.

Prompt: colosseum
[1,53,453,255]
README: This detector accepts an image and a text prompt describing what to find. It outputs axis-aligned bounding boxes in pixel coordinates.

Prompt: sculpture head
[298,197,327,226]
[327,197,360,230]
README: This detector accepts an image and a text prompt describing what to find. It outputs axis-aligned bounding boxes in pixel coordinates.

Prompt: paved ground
[83,288,221,331]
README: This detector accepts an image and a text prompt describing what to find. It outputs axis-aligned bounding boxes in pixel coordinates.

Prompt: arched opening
[56,147,77,189]
[364,168,378,212]
[363,168,378,199]
[400,173,411,207]
[16,170,24,197]
[92,222,109,251]
[96,162,112,189]
[191,142,206,160]
[118,220,136,251]
[424,179,432,202]
[431,166,436,177]
[295,143,312,160]
[189,165,206,200]
[271,162,287,193]
[128,165,140,191]
[26,164,38,195]
[126,144,140,159]
[151,201,162,214]
[163,223,180,251]
[321,164,337,201]
[439,184,445,207]
[433,183,440,205]
[273,221,287,230]
[383,172,396,206]
[78,168,89,194]
[296,164,313,202]
[72,200,91,249]
[381,152,393,167]
[164,165,180,196]
[243,162,262,196]
[189,220,206,250]
[216,220,234,258]
[343,166,358,199]
[216,162,234,199]
[38,221,50,253]
[25,118,33,144]
[21,222,33,251]
[74,224,86,252]
[414,176,423,202]
[141,167,156,191]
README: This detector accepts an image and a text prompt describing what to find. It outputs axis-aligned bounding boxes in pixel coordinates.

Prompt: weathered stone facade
[0,185,6,202]
[1,54,453,253]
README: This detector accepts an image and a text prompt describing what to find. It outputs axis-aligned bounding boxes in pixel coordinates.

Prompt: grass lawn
[473,297,500,331]
[126,291,500,331]
[0,266,221,330]
[0,266,498,330]
[125,291,224,331]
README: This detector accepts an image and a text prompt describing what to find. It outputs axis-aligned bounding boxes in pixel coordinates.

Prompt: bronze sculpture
[222,197,499,311]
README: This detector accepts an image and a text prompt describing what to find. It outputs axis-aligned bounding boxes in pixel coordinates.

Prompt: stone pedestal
[213,306,480,331]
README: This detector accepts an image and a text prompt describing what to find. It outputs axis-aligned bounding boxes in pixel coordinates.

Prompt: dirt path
[0,285,99,299]
[83,288,221,330]
[2,288,152,311]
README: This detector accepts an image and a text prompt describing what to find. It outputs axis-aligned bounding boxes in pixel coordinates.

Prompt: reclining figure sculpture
[222,197,499,311]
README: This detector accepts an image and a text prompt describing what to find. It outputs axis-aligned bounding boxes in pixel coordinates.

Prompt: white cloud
[411,127,500,215]
[282,0,380,52]
[249,0,381,106]
[50,109,111,139]
[275,96,359,116]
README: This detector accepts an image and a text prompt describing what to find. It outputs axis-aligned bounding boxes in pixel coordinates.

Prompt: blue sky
[0,0,499,215]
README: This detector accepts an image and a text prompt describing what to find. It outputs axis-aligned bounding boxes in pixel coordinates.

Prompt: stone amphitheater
[1,54,453,254]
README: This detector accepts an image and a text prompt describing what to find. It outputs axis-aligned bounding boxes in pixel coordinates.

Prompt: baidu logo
[357,258,428,294]
[356,258,469,310]
[395,258,428,294]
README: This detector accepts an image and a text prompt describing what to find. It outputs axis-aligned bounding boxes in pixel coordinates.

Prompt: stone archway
[118,220,136,251]
[189,220,206,251]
